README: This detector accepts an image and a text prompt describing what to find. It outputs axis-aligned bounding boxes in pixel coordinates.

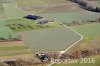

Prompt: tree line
[60,48,100,59]
[69,0,100,13]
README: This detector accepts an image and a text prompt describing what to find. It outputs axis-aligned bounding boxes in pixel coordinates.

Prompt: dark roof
[23,15,43,20]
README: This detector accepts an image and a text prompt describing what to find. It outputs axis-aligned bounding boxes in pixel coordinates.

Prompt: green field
[21,27,81,52]
[3,3,28,19]
[0,3,4,19]
[0,46,28,51]
[2,18,62,32]
[52,56,100,66]
[0,26,18,39]
[72,23,100,40]
[38,11,100,23]
[0,3,3,13]
[0,46,30,57]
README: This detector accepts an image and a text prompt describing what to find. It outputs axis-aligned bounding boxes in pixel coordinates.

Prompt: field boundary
[48,25,83,66]
[60,25,83,54]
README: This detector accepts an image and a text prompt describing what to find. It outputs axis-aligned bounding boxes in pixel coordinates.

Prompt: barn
[23,15,43,20]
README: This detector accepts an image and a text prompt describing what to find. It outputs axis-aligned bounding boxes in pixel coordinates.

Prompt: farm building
[37,20,49,26]
[23,15,43,20]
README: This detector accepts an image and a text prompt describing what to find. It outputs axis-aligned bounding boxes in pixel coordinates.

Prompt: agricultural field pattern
[0,0,100,66]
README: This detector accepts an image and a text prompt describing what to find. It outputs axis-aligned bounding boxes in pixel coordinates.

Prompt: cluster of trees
[69,0,100,12]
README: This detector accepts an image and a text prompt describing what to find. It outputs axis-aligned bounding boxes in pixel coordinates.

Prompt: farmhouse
[23,15,43,20]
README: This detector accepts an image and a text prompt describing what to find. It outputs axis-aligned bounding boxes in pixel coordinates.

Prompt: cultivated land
[38,11,100,23]
[0,0,100,66]
[0,3,4,19]
[3,3,28,19]
[20,27,81,52]
[51,23,100,66]
[72,23,100,40]
[71,23,100,50]
[15,0,68,6]
[0,26,18,39]
[0,0,80,58]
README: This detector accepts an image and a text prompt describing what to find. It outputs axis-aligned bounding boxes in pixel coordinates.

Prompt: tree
[95,7,99,12]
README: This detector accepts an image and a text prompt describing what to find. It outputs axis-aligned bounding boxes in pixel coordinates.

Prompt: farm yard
[3,18,62,32]
[20,27,81,52]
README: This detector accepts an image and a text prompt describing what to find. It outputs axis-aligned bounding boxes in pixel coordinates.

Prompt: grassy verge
[0,46,28,51]
[0,51,31,57]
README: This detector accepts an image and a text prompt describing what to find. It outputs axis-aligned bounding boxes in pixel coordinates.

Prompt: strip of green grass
[0,46,28,51]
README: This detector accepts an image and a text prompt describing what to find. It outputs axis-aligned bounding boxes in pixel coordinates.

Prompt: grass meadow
[0,26,18,39]
[72,23,100,40]
[3,3,28,19]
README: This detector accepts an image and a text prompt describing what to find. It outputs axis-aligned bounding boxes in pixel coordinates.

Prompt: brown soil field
[18,2,83,14]
[41,4,83,13]
[19,5,46,11]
